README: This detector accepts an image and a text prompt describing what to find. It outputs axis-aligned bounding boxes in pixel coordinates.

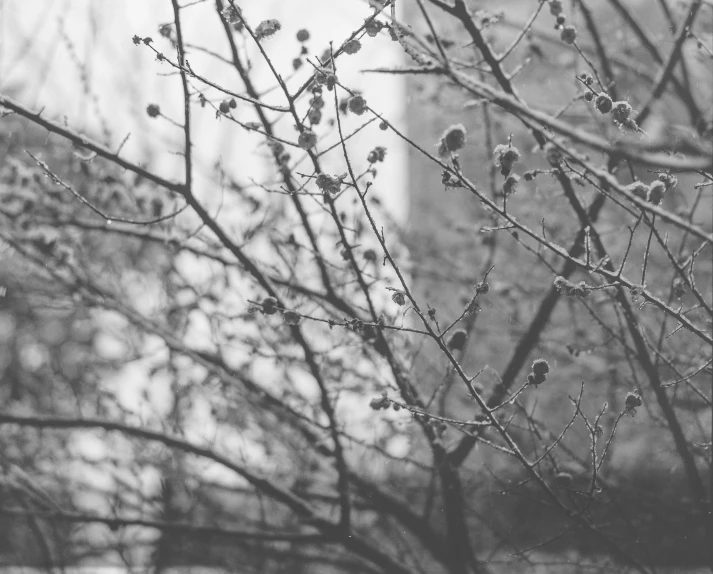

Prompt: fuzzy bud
[494,144,521,176]
[595,94,612,114]
[560,26,577,44]
[343,40,362,54]
[503,174,520,195]
[447,330,467,352]
[283,310,301,325]
[475,281,490,295]
[625,181,649,201]
[624,391,642,414]
[298,130,318,150]
[261,296,279,315]
[348,95,368,115]
[531,359,550,377]
[315,173,342,194]
[438,124,467,156]
[367,146,387,164]
[647,180,666,205]
[612,101,633,124]
[255,19,281,41]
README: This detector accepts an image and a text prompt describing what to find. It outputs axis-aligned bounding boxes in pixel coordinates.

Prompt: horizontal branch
[365,59,712,171]
[0,507,325,543]
[0,412,318,520]
[0,94,184,195]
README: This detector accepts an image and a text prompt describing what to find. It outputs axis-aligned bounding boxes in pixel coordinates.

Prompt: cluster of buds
[369,392,391,410]
[251,297,302,327]
[369,393,405,413]
[218,98,237,114]
[527,358,550,387]
[554,276,591,298]
[315,173,345,195]
[625,174,676,206]
[292,30,311,70]
[549,1,576,44]
[581,82,639,132]
[364,17,385,38]
[579,72,596,102]
[308,91,325,125]
[367,146,387,164]
[313,65,337,91]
